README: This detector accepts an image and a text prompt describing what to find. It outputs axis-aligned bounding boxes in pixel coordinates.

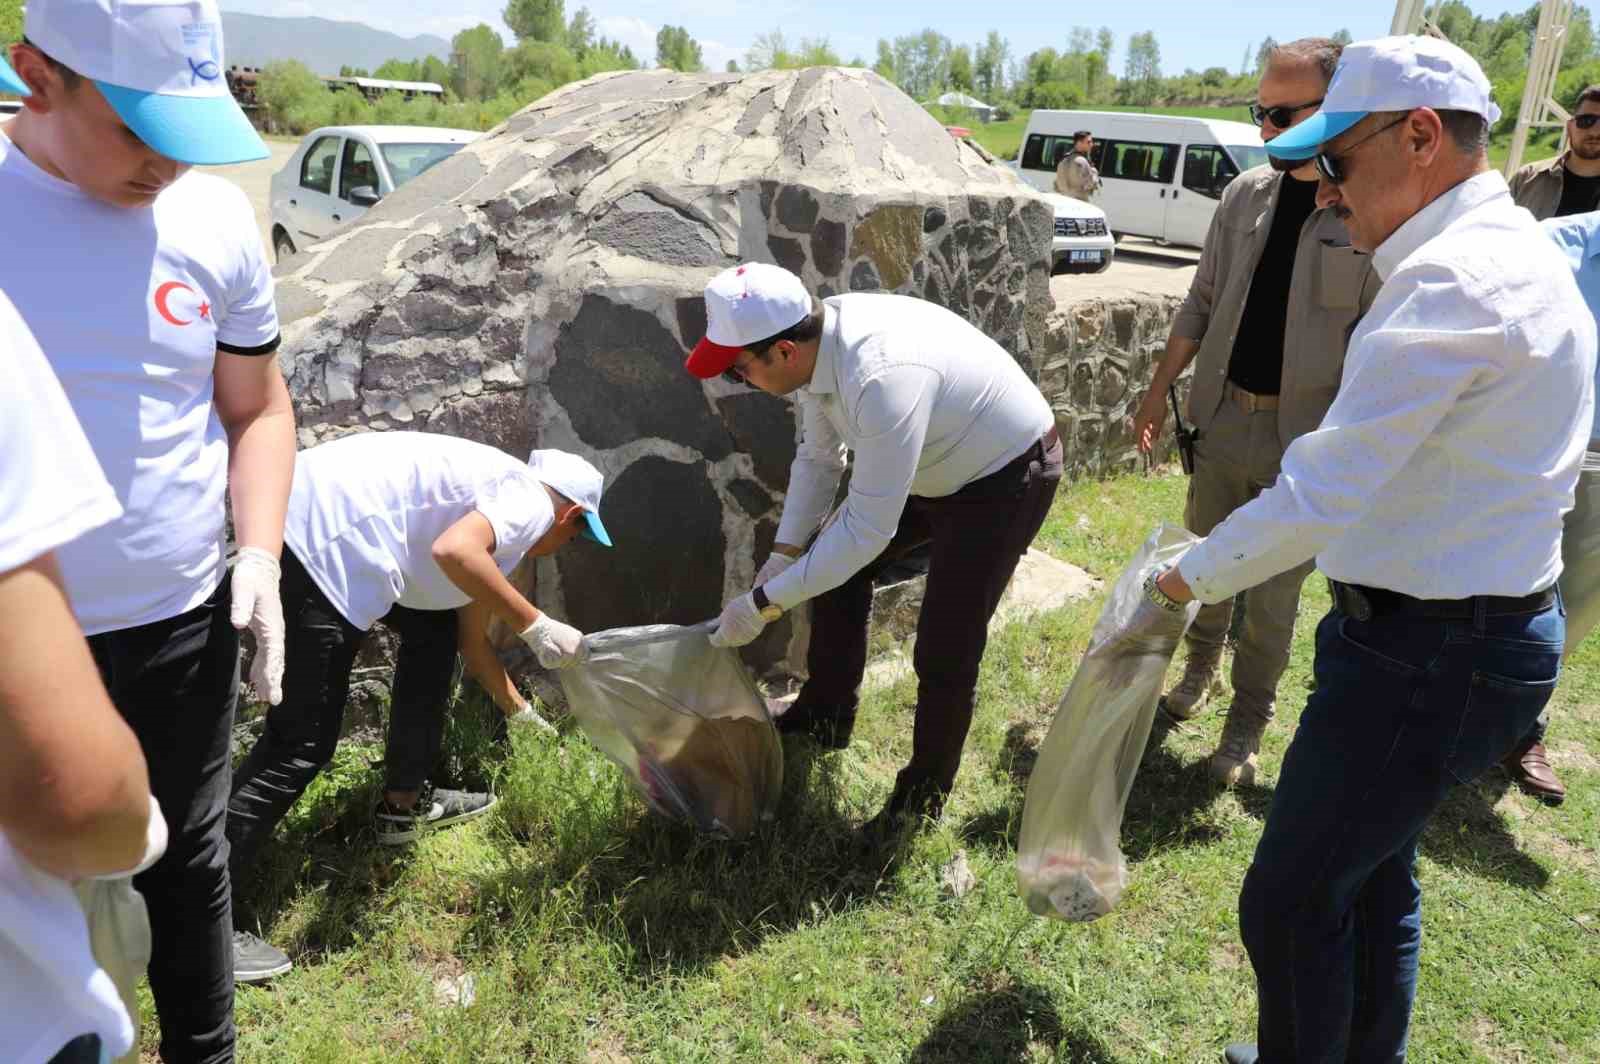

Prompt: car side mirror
[350,185,381,207]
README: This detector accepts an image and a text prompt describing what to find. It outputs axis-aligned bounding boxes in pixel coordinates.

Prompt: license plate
[1070,250,1103,263]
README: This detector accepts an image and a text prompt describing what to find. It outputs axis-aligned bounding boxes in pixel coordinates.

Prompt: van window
[1021,133,1084,172]
[1101,139,1178,184]
[1182,145,1240,199]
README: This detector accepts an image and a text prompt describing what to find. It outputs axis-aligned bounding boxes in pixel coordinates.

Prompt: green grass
[183,469,1599,1061]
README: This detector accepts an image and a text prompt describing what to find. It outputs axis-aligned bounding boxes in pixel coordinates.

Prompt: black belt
[1039,425,1060,453]
[1328,580,1556,622]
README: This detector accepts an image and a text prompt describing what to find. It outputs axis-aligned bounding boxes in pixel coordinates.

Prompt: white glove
[97,793,168,881]
[708,592,769,648]
[755,552,797,587]
[519,614,587,669]
[231,547,284,705]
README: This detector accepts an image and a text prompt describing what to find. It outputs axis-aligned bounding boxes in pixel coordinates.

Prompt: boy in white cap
[685,263,1062,844]
[226,431,609,984]
[1,3,293,1061]
[1126,36,1595,1064]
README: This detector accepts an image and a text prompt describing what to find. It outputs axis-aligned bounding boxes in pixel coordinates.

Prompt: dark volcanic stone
[591,192,721,267]
[776,186,820,232]
[716,391,796,490]
[768,234,808,276]
[810,217,847,277]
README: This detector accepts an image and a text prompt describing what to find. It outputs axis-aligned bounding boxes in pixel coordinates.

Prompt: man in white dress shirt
[684,264,1063,841]
[1137,38,1595,1064]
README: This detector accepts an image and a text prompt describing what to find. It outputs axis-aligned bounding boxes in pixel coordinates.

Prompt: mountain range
[221,11,450,75]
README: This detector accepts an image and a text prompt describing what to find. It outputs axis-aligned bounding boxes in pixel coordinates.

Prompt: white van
[1015,110,1269,248]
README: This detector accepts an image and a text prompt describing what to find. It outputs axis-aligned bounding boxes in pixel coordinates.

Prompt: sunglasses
[1574,113,1600,130]
[1314,114,1410,185]
[721,353,758,386]
[1250,98,1324,128]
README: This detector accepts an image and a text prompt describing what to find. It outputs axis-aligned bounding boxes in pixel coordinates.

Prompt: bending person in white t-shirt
[1,5,296,1061]
[227,431,611,985]
[0,290,168,1064]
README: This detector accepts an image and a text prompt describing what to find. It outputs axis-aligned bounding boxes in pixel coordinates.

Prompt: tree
[1331,28,1353,47]
[796,37,841,67]
[975,31,1009,99]
[257,60,332,133]
[1240,42,1253,77]
[1123,30,1161,105]
[1085,50,1108,101]
[656,24,703,72]
[726,59,740,73]
[567,7,596,57]
[504,39,578,90]
[374,58,419,81]
[874,39,897,82]
[503,0,565,43]
[419,55,452,88]
[581,37,637,76]
[1254,36,1278,74]
[1097,27,1114,63]
[450,24,505,101]
[891,28,950,99]
[0,0,20,44]
[948,44,973,91]
[745,30,792,71]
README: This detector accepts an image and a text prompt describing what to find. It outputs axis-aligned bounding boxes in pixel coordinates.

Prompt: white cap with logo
[0,0,267,165]
[1266,35,1502,160]
[527,449,613,547]
[684,262,812,379]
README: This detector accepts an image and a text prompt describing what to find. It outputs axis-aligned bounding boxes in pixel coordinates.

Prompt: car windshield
[1226,144,1270,172]
[378,143,466,189]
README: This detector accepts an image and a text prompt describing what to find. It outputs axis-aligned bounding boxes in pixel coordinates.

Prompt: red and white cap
[684,262,812,379]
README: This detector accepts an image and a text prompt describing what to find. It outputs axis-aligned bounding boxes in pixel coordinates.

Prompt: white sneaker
[509,707,557,734]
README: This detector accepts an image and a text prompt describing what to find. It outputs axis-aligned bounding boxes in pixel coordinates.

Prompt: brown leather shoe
[1503,739,1565,806]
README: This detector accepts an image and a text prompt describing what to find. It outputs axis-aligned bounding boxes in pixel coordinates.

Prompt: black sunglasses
[1315,115,1410,185]
[1250,98,1324,128]
[1575,113,1600,130]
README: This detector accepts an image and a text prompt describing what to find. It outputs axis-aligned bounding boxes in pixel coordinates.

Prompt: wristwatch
[752,586,783,622]
[1143,569,1184,613]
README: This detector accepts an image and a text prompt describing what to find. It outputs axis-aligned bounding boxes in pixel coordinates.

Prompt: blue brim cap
[1264,110,1369,160]
[0,54,30,97]
[581,510,613,547]
[97,80,267,166]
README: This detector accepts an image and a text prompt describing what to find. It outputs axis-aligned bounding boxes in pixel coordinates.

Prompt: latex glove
[231,547,285,705]
[96,794,168,881]
[708,592,768,648]
[520,614,587,669]
[755,552,797,587]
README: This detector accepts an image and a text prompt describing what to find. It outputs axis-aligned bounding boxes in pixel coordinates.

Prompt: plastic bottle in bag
[1016,523,1201,921]
[558,623,783,838]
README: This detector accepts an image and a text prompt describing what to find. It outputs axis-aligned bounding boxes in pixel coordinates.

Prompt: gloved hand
[708,592,769,648]
[755,552,797,587]
[231,547,285,705]
[519,614,587,669]
[96,793,168,881]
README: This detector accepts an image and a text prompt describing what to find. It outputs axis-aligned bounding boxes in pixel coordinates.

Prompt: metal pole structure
[1506,0,1574,176]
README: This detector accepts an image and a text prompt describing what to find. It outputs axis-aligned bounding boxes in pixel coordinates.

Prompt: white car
[957,134,1114,275]
[270,125,478,262]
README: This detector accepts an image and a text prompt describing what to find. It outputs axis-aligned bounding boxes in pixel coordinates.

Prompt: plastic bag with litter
[1016,523,1201,921]
[558,622,783,838]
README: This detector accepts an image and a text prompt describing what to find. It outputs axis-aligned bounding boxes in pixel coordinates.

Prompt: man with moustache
[1129,38,1378,786]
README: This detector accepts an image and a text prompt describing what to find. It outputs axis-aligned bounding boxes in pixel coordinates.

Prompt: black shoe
[233,929,292,984]
[374,781,497,846]
[1223,1043,1259,1064]
[858,774,947,851]
[770,697,855,750]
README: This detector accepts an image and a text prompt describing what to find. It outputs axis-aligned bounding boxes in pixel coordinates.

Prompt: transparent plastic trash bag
[558,623,783,838]
[1016,523,1202,922]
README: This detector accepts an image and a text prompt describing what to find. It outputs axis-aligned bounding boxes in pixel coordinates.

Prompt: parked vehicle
[1014,110,1267,248]
[957,134,1114,275]
[0,100,22,116]
[270,125,479,262]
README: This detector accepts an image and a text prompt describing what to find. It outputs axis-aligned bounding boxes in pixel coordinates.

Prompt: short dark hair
[19,37,82,89]
[1268,37,1342,83]
[1073,130,1092,141]
[748,300,824,357]
[1436,108,1489,155]
[1574,84,1600,110]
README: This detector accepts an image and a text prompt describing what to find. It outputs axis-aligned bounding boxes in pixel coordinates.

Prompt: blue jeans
[1239,596,1563,1062]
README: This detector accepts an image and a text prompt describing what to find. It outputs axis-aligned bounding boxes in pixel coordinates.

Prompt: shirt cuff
[1175,544,1234,606]
[762,565,810,611]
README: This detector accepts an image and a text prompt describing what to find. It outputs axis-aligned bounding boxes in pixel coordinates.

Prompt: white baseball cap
[0,0,267,165]
[1266,35,1503,160]
[527,449,613,547]
[684,262,812,379]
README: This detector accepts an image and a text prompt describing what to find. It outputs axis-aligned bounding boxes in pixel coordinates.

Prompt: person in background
[685,263,1062,845]
[1054,129,1101,201]
[1509,84,1600,220]
[0,287,168,1064]
[1129,38,1378,786]
[227,432,610,985]
[1132,37,1593,1063]
[0,3,296,1059]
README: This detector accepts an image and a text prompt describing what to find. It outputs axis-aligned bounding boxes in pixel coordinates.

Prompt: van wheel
[273,230,296,264]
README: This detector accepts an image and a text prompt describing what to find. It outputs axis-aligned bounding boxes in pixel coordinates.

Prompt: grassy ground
[169,470,1599,1062]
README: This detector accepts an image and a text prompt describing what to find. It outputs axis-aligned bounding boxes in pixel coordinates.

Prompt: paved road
[211,138,297,257]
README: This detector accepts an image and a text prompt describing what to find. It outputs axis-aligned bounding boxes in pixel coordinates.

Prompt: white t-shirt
[285,432,556,630]
[0,292,134,1061]
[0,131,280,635]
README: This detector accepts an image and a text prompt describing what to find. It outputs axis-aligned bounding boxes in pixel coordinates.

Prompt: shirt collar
[1372,170,1510,281]
[806,300,841,396]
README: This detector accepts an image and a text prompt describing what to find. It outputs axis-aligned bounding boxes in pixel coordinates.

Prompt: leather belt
[1328,580,1556,622]
[1224,380,1279,413]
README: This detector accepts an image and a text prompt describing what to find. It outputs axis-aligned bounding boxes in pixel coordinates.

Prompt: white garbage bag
[1016,523,1201,921]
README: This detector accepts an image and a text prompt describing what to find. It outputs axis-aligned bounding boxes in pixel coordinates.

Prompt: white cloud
[595,13,660,62]
[700,39,743,71]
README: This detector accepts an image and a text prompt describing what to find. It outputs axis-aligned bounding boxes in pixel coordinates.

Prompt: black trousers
[226,550,459,887]
[793,432,1064,797]
[88,584,240,1064]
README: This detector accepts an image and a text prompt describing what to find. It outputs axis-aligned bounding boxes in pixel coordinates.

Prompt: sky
[221,1,1535,82]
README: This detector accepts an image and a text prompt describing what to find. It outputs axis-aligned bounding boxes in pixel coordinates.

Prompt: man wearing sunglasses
[1129,38,1377,788]
[1510,85,1600,221]
[1137,36,1593,1064]
[684,263,1062,845]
